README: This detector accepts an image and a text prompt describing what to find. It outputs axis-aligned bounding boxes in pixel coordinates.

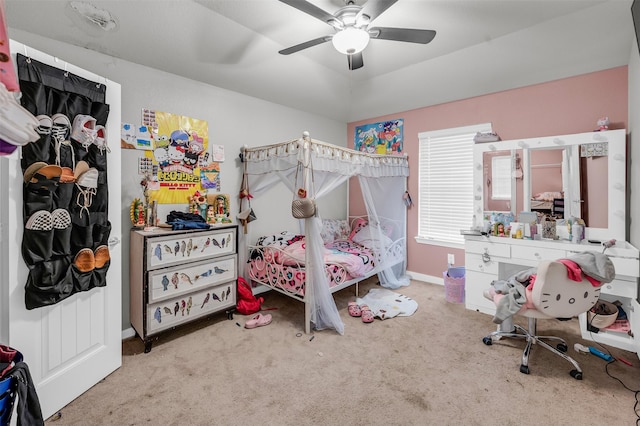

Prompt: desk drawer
[465,252,501,275]
[600,278,637,300]
[511,245,565,262]
[464,270,497,315]
[609,257,640,278]
[466,239,510,257]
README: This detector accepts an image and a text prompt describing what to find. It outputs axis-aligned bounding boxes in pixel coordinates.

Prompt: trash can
[443,266,465,303]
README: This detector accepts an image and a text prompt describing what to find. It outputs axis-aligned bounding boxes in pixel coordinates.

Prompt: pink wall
[347,66,628,280]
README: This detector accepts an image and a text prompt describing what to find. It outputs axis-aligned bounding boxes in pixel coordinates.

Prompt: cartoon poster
[354,119,404,155]
[143,109,209,204]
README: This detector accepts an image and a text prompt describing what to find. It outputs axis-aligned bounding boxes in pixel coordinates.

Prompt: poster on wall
[142,109,209,204]
[354,119,403,155]
[120,122,153,150]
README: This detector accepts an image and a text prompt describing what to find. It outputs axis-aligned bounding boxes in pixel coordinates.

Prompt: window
[417,123,492,247]
[491,156,511,200]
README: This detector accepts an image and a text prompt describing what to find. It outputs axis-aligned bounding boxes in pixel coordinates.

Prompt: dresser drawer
[147,255,237,303]
[146,284,236,335]
[466,239,510,257]
[146,227,236,270]
[465,252,501,275]
[599,278,637,300]
[511,245,565,262]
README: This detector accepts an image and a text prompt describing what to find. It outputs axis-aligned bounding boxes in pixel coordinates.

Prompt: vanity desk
[466,129,640,357]
[464,235,640,354]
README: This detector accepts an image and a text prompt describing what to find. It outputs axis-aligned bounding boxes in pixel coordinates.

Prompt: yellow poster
[143,109,208,204]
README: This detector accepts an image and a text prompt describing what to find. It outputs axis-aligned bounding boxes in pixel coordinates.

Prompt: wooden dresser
[130,225,237,352]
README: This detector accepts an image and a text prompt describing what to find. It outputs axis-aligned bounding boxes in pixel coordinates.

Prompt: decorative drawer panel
[146,228,236,270]
[146,284,236,335]
[148,255,237,303]
[465,252,501,275]
[511,245,565,262]
[465,239,510,258]
[600,278,637,300]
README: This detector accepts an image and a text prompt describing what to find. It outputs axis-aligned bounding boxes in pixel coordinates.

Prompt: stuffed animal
[597,116,609,131]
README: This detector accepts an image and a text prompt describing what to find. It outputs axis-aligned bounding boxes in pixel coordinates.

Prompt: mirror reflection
[477,133,617,234]
[482,150,523,214]
[483,146,608,227]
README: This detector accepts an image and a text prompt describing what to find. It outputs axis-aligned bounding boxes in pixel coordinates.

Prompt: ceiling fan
[278,0,436,70]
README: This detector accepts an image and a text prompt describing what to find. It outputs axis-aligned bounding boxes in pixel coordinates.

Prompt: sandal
[361,304,374,323]
[244,313,272,329]
[348,301,362,317]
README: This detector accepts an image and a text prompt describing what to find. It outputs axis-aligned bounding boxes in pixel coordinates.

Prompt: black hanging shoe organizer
[17,54,112,309]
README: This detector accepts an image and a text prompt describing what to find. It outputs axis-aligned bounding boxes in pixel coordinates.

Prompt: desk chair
[482,260,606,380]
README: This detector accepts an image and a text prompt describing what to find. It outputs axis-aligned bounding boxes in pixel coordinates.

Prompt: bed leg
[305,302,311,334]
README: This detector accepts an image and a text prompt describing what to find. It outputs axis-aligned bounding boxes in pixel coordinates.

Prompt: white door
[1,41,122,420]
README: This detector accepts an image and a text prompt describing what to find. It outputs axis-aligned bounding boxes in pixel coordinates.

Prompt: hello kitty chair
[482,259,610,380]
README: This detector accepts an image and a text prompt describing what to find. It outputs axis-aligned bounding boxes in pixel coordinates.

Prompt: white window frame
[491,155,512,200]
[416,123,492,248]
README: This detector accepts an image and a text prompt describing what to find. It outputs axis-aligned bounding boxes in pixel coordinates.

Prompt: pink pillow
[348,218,368,241]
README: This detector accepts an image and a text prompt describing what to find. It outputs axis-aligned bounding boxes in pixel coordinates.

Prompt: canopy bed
[239,132,410,335]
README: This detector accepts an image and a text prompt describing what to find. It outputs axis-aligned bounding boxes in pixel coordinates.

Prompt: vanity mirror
[473,129,627,241]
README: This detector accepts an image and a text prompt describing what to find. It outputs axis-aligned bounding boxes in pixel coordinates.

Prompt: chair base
[482,317,583,380]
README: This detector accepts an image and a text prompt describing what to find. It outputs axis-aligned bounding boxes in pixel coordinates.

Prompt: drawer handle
[482,249,491,263]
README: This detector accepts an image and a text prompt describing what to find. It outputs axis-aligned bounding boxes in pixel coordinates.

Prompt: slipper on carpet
[348,301,362,317]
[361,305,374,323]
[245,313,272,329]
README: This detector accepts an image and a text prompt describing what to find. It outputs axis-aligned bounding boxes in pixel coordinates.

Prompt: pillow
[348,217,369,240]
[321,219,351,244]
[256,231,301,247]
[352,225,394,250]
[532,191,563,202]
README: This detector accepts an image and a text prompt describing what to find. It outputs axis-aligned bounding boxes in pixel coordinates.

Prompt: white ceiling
[4,0,636,122]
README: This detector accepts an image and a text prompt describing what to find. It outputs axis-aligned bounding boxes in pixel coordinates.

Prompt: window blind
[418,123,492,245]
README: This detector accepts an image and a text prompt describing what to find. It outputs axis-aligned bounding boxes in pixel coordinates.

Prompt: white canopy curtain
[240,132,410,334]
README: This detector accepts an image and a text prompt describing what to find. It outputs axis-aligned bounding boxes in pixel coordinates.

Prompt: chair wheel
[482,336,493,346]
[557,343,568,352]
[520,364,530,374]
[570,370,583,380]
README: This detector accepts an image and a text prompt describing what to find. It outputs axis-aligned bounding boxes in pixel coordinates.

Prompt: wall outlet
[447,253,455,265]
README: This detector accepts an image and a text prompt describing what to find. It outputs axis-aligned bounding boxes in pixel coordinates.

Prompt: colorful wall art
[354,119,404,155]
[142,109,209,204]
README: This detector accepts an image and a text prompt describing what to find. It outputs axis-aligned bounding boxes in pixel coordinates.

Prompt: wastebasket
[443,266,465,303]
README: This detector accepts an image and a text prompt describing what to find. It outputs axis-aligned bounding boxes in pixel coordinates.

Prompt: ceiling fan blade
[279,36,332,55]
[359,0,398,23]
[278,0,338,26]
[348,52,364,70]
[369,27,436,44]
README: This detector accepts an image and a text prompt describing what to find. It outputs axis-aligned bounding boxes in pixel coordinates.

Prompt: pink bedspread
[248,238,376,296]
[275,239,375,277]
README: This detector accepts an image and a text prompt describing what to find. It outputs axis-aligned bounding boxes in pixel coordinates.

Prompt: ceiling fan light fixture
[332,27,370,55]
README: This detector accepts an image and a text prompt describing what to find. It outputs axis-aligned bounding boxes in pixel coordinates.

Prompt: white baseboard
[120,273,444,340]
[406,270,444,286]
[121,327,135,340]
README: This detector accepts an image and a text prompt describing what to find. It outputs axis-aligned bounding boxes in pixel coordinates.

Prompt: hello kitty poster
[142,109,209,204]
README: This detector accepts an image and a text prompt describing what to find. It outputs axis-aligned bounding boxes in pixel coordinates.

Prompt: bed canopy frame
[240,132,410,334]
